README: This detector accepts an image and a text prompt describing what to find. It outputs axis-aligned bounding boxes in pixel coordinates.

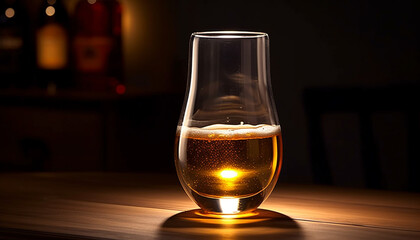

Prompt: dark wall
[1,0,418,190]
[170,0,419,186]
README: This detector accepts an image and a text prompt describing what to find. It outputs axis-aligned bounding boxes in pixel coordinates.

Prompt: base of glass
[190,191,265,215]
[194,209,259,219]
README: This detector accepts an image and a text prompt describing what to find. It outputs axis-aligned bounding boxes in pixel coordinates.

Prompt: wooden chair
[304,86,419,191]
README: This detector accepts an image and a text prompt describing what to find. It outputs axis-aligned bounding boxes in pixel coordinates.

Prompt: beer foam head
[179,124,281,139]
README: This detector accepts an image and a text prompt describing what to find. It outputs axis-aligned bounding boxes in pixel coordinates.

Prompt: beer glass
[175,31,282,216]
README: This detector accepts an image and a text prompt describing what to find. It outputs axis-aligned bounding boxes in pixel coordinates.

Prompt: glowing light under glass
[219,198,240,214]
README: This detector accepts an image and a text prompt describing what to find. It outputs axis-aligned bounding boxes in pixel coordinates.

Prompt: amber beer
[175,124,282,214]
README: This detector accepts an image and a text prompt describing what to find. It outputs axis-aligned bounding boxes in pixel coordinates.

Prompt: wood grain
[0,173,419,240]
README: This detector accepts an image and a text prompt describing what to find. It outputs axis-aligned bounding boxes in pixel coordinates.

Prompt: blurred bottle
[108,0,123,92]
[0,0,32,88]
[73,0,123,93]
[35,0,71,91]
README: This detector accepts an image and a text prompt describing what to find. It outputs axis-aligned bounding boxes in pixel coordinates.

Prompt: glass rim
[192,31,268,39]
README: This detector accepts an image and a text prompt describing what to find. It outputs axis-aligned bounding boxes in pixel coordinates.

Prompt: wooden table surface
[0,173,419,240]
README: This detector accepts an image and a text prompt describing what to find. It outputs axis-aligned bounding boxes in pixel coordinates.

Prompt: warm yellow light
[220,170,238,179]
[45,6,55,16]
[219,198,239,214]
[5,8,15,18]
[87,0,97,4]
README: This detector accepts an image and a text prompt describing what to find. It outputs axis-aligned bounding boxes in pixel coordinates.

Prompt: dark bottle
[35,0,71,91]
[73,0,123,93]
[0,0,32,88]
[108,0,123,93]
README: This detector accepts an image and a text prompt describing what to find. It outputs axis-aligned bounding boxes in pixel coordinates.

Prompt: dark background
[1,0,419,191]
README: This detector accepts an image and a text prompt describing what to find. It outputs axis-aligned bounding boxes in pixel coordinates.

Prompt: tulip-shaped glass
[175,31,282,216]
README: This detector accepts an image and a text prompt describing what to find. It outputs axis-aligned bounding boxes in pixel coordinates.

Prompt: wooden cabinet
[0,90,183,172]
